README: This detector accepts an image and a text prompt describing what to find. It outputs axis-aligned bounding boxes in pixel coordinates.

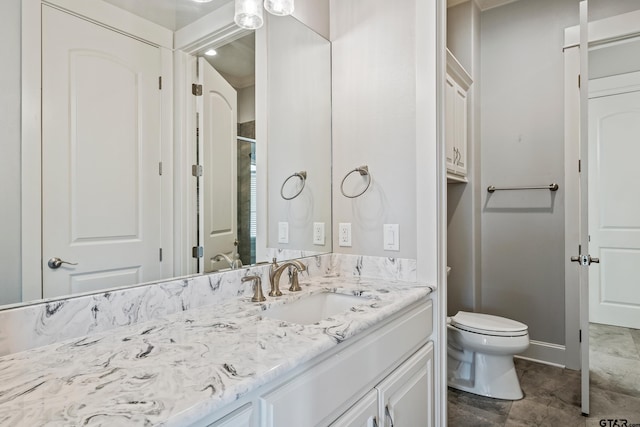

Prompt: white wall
[331,0,419,259]
[237,85,255,123]
[292,0,330,40]
[267,14,332,252]
[0,0,22,305]
[446,1,481,316]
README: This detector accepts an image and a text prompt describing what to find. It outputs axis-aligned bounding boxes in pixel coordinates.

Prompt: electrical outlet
[339,223,352,247]
[313,222,325,245]
[383,224,399,251]
[278,222,289,244]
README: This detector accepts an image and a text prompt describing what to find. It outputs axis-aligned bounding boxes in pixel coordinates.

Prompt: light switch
[278,222,289,244]
[313,222,325,245]
[338,223,352,247]
[383,224,399,251]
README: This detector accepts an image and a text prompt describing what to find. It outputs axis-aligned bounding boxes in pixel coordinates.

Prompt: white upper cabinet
[445,50,472,181]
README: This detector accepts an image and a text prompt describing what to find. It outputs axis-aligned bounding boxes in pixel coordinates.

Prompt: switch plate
[338,223,352,247]
[383,224,399,251]
[313,222,325,245]
[278,222,289,244]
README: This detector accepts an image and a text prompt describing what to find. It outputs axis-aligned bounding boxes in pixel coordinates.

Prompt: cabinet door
[445,75,457,174]
[376,342,434,427]
[330,390,379,427]
[454,85,468,176]
[207,404,252,427]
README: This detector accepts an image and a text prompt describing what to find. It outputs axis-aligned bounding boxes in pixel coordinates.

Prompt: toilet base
[448,352,524,400]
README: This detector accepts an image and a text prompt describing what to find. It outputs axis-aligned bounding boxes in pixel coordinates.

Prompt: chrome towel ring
[280,171,307,200]
[340,165,372,198]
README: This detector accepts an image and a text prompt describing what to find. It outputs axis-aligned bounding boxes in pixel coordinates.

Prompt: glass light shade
[264,0,294,16]
[235,0,263,30]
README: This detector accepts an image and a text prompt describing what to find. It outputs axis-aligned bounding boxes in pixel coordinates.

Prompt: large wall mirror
[0,0,332,308]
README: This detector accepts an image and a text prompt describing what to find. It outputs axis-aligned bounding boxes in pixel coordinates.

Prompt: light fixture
[192,0,214,3]
[234,0,294,30]
[235,0,264,30]
[204,49,217,56]
[263,0,294,16]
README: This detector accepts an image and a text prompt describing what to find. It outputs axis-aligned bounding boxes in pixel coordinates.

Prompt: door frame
[21,0,174,301]
[563,7,640,370]
[172,5,260,275]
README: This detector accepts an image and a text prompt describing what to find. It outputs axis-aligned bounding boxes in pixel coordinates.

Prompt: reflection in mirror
[195,33,256,273]
[0,0,332,309]
[266,14,332,253]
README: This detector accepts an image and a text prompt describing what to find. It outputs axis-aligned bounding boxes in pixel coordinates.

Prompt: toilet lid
[450,311,528,336]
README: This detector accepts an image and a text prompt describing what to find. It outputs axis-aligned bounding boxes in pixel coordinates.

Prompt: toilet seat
[450,311,528,337]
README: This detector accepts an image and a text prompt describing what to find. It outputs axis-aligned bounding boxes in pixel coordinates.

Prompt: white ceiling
[103,0,229,31]
[203,33,256,89]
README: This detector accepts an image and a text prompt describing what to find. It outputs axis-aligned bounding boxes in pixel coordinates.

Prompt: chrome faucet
[268,258,306,296]
[213,253,243,269]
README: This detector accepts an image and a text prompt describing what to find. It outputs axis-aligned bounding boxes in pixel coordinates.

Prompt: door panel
[376,343,433,427]
[589,88,640,328]
[42,6,162,298]
[199,58,238,273]
[330,389,378,427]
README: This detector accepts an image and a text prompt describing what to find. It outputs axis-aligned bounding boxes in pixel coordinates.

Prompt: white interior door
[198,58,238,273]
[588,72,640,329]
[42,6,163,298]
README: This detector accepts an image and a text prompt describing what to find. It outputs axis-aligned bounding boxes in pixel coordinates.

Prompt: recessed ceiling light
[205,49,217,56]
[192,0,213,3]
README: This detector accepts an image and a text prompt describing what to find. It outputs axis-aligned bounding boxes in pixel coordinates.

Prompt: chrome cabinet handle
[47,257,78,269]
[385,406,394,427]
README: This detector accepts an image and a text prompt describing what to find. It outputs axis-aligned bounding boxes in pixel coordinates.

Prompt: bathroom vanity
[0,270,434,426]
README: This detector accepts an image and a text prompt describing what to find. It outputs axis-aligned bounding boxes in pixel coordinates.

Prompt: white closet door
[42,6,162,298]
[198,58,238,273]
[589,83,640,329]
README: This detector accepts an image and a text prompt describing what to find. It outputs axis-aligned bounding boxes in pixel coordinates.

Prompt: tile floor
[447,323,640,426]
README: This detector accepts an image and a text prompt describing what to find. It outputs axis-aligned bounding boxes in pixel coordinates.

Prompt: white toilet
[447,311,529,400]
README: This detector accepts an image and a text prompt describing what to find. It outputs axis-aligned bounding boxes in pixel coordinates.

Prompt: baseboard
[515,340,566,368]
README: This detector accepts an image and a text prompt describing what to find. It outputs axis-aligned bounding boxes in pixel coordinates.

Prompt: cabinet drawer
[259,300,432,427]
[207,404,252,427]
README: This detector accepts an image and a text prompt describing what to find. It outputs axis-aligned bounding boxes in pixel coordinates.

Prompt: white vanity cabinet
[196,298,433,427]
[331,342,434,427]
[446,49,472,182]
[207,405,253,427]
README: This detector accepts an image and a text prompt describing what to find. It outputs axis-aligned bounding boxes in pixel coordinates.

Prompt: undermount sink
[262,292,369,325]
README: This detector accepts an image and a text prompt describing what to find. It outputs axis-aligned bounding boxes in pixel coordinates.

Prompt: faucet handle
[289,270,302,292]
[242,275,266,302]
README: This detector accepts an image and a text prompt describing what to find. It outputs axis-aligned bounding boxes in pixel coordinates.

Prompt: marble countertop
[0,276,433,426]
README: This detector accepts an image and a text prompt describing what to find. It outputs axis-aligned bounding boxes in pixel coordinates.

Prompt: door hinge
[579,329,582,343]
[578,159,581,173]
[579,244,582,255]
[159,162,163,176]
[159,76,162,90]
[192,84,203,96]
[578,74,581,88]
[159,248,163,262]
[192,246,203,258]
[192,164,203,177]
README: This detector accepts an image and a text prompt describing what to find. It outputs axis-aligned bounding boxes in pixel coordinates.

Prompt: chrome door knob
[570,255,599,266]
[47,257,78,269]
